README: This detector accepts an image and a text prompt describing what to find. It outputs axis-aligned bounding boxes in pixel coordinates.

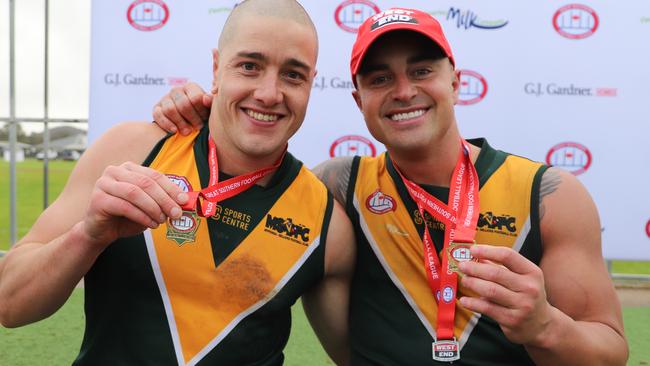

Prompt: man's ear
[211,48,220,94]
[352,89,362,110]
[452,68,460,104]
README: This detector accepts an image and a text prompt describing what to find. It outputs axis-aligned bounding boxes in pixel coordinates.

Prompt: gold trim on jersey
[354,153,542,346]
[145,131,328,366]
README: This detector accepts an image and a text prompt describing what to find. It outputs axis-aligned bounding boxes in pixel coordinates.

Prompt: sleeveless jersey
[74,127,333,366]
[346,139,547,366]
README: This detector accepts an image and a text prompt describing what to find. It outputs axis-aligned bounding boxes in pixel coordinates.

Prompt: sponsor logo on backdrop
[335,0,380,33]
[646,220,650,238]
[444,7,508,30]
[264,215,310,244]
[457,70,487,105]
[330,135,376,157]
[553,4,599,39]
[524,82,617,97]
[127,0,169,32]
[312,76,356,91]
[366,190,397,214]
[546,142,592,175]
[104,73,187,87]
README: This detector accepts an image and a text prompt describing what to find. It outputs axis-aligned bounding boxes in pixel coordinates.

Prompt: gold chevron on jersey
[144,131,328,366]
[353,153,542,348]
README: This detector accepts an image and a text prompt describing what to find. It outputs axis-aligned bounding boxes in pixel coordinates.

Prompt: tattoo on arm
[312,157,353,206]
[539,168,562,220]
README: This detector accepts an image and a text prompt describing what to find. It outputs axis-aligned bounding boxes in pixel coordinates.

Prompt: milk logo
[127,0,170,32]
[553,4,599,39]
[366,189,396,214]
[546,142,592,176]
[335,0,380,33]
[457,70,488,105]
[330,135,377,157]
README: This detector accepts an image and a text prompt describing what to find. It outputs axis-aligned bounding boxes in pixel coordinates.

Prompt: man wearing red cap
[153,7,627,366]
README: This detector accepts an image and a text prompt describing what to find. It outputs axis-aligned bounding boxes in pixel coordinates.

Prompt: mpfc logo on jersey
[334,0,380,33]
[127,0,169,32]
[553,4,599,39]
[457,70,488,105]
[330,135,377,158]
[546,142,592,176]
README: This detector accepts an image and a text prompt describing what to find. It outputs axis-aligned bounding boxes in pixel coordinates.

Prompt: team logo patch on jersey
[477,211,517,236]
[366,189,397,214]
[166,210,200,245]
[264,215,311,245]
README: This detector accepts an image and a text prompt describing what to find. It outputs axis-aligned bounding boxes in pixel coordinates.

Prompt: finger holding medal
[84,161,188,247]
[457,244,553,346]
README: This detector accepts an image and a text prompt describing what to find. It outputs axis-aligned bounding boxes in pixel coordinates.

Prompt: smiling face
[209,14,317,167]
[352,31,460,157]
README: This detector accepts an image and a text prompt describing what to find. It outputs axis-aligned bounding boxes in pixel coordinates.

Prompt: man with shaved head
[0,1,355,365]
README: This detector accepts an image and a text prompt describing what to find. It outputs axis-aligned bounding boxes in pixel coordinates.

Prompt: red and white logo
[451,246,473,262]
[553,4,599,39]
[330,135,377,157]
[166,174,192,192]
[366,189,396,214]
[457,70,488,105]
[546,142,592,175]
[127,0,169,32]
[335,0,380,33]
[170,212,197,232]
[645,219,650,238]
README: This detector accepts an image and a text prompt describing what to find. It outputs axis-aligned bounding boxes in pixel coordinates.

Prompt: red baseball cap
[350,8,455,86]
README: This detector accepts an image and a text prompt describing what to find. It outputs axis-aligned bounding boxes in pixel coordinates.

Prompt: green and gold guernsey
[346,139,547,366]
[74,127,333,366]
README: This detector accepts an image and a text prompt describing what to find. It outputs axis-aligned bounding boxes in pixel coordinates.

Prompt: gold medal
[166,210,201,245]
[447,241,476,274]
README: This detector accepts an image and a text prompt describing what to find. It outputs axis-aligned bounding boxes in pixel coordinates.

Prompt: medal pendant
[432,338,460,362]
[447,241,476,274]
[166,210,201,245]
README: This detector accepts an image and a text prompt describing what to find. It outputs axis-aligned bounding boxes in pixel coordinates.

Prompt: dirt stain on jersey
[215,254,274,308]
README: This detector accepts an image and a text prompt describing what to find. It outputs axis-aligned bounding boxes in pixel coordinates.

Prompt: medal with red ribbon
[392,139,479,362]
[181,135,285,217]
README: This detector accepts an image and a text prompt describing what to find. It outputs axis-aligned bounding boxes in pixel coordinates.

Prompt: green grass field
[0,290,647,365]
[0,159,649,365]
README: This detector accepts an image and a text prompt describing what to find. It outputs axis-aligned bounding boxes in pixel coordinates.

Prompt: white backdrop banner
[89,0,650,261]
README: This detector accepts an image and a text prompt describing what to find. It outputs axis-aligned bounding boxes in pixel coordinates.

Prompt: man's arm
[302,200,356,366]
[312,157,354,207]
[458,167,627,365]
[0,122,186,327]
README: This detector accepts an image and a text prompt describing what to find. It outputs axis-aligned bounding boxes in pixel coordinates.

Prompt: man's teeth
[390,109,425,121]
[247,109,279,122]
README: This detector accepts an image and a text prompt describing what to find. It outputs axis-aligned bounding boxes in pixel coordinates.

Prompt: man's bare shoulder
[312,157,354,206]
